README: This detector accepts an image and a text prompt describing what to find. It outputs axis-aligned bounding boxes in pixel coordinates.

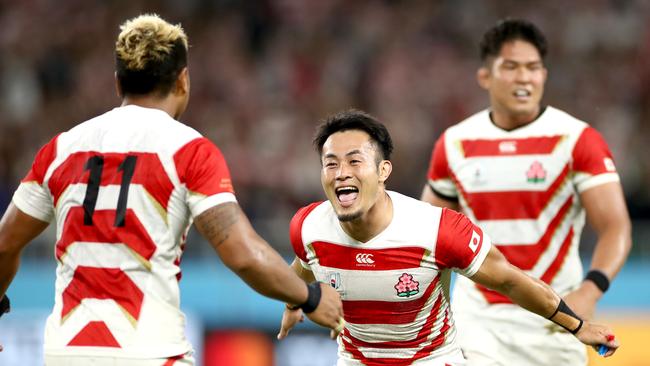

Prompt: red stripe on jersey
[477,226,575,304]
[343,276,439,325]
[56,207,156,262]
[48,152,174,209]
[22,134,60,184]
[572,127,615,175]
[426,133,450,181]
[289,202,322,262]
[62,266,144,321]
[540,228,574,284]
[67,321,120,347]
[312,241,426,271]
[174,137,234,196]
[342,299,451,365]
[460,136,563,157]
[163,355,184,366]
[496,196,573,270]
[459,164,570,220]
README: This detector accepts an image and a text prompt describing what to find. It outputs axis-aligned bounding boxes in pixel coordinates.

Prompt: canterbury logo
[356,253,375,264]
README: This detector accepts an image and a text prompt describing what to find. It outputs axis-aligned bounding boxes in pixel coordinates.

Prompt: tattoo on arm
[195,202,240,248]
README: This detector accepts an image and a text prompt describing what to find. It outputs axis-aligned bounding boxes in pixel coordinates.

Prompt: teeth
[336,187,358,193]
[514,89,530,97]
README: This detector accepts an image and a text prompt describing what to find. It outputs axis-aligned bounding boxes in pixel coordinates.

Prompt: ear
[114,72,123,98]
[175,67,189,95]
[378,160,392,184]
[477,66,490,90]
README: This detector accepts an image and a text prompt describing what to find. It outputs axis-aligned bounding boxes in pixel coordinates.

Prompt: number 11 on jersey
[82,155,138,227]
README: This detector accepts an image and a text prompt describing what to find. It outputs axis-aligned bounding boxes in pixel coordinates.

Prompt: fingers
[330,318,345,339]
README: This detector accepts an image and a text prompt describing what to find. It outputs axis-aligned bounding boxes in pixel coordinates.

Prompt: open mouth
[513,89,531,100]
[335,186,359,208]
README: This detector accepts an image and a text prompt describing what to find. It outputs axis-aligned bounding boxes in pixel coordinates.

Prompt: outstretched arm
[470,246,619,357]
[194,203,342,330]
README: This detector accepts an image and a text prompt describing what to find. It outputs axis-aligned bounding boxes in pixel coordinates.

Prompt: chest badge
[526,161,547,183]
[329,272,341,290]
[394,273,419,298]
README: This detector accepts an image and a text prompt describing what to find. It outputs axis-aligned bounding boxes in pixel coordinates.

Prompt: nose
[335,163,352,180]
[515,66,531,83]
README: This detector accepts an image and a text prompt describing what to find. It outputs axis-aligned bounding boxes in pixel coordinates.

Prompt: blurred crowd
[1,0,649,257]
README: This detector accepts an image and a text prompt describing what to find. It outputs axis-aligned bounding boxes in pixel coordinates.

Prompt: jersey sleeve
[12,135,59,222]
[289,202,321,266]
[571,126,620,193]
[426,133,458,200]
[434,208,491,277]
[174,137,237,218]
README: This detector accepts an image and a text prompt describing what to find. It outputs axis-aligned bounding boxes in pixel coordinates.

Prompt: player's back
[14,105,231,358]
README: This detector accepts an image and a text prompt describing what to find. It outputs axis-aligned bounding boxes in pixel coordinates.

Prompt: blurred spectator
[0,0,648,256]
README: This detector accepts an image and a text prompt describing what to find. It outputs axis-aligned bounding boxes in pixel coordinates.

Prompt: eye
[350,159,361,164]
[325,162,337,168]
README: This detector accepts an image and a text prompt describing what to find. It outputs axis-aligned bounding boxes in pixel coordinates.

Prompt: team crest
[394,273,419,298]
[526,161,546,183]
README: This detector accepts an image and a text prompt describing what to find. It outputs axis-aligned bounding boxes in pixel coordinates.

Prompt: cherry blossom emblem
[526,161,546,183]
[394,273,419,297]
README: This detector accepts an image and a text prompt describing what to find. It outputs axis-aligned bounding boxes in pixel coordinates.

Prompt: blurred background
[0,0,649,365]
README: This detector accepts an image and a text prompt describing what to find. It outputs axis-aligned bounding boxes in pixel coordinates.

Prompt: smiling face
[478,39,547,128]
[320,130,391,222]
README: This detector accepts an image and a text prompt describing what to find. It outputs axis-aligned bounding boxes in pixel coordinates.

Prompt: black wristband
[585,270,610,293]
[548,299,583,334]
[0,295,10,317]
[299,281,322,314]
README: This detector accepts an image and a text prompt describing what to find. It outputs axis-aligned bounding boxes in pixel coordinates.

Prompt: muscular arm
[194,202,308,305]
[0,203,50,298]
[420,184,460,211]
[471,245,619,354]
[564,182,632,317]
[471,246,559,321]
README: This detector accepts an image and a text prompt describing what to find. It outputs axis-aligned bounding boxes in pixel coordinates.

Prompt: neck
[121,95,179,119]
[340,190,393,243]
[490,105,541,131]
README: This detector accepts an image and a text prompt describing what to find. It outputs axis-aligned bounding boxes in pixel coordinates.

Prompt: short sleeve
[289,202,321,264]
[434,208,491,277]
[174,137,237,217]
[426,133,458,199]
[572,127,619,193]
[12,135,59,222]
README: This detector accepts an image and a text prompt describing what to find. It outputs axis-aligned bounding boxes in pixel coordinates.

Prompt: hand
[303,283,344,337]
[563,282,601,320]
[277,306,304,340]
[575,322,619,357]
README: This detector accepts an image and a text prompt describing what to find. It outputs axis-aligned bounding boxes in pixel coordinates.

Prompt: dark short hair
[480,19,547,62]
[313,109,393,162]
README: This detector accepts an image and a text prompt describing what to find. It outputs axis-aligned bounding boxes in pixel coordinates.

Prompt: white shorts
[452,286,586,366]
[44,352,194,366]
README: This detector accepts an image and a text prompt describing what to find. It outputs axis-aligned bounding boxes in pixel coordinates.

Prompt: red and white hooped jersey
[290,191,491,365]
[426,106,619,305]
[12,105,236,358]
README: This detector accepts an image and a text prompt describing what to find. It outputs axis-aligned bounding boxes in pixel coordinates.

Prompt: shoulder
[444,109,492,140]
[539,106,589,135]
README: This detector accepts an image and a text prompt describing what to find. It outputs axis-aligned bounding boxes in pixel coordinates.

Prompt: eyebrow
[323,149,363,159]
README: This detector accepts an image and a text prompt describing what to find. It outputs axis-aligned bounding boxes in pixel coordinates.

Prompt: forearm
[589,225,631,280]
[492,266,559,319]
[224,238,308,305]
[0,251,21,298]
